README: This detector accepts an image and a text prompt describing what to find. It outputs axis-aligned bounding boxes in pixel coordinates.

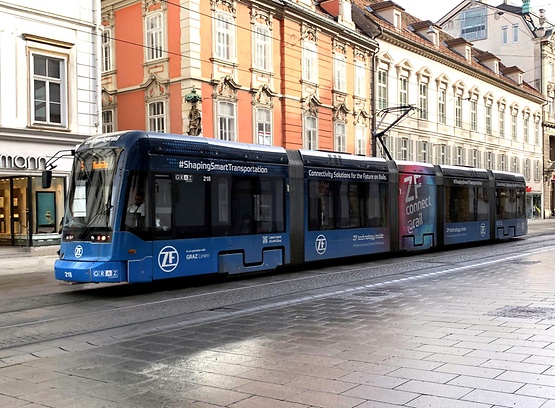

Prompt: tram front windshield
[64,148,122,231]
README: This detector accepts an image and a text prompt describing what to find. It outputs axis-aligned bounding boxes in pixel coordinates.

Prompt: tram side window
[446,186,488,223]
[497,187,526,219]
[124,171,149,233]
[366,182,388,227]
[211,176,231,235]
[337,182,363,229]
[309,180,335,230]
[211,175,285,236]
[174,173,208,238]
[309,179,387,231]
[154,175,172,237]
[254,179,285,233]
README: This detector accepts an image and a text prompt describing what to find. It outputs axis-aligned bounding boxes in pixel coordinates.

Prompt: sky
[397,0,555,23]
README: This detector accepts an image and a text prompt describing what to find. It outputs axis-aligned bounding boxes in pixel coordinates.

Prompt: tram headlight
[90,234,111,242]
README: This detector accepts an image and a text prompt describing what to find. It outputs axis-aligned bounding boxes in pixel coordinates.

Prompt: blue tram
[46,131,527,283]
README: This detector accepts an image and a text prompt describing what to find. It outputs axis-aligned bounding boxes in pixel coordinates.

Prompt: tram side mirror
[42,170,52,189]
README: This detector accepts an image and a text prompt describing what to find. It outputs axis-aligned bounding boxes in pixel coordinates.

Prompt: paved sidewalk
[1,235,555,406]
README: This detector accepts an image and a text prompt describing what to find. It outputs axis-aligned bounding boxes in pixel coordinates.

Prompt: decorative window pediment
[253,84,277,106]
[302,94,322,115]
[333,103,350,121]
[215,75,241,98]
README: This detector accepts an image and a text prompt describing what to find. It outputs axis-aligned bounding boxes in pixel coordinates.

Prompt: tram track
[0,234,553,351]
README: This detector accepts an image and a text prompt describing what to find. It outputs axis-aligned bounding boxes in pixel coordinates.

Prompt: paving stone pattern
[2,249,555,407]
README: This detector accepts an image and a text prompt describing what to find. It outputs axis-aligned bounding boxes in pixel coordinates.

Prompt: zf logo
[158,246,179,273]
[315,234,327,255]
[403,174,421,203]
[480,223,486,237]
[74,245,83,259]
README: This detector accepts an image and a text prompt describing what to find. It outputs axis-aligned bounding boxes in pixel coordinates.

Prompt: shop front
[0,175,66,247]
[0,141,73,248]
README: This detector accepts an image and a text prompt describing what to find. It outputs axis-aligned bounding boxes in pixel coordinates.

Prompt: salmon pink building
[100,0,380,154]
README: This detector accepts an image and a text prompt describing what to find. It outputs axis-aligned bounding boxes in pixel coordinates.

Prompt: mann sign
[0,154,47,170]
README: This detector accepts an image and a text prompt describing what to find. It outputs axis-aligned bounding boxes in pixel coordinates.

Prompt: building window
[511,112,517,140]
[501,26,508,45]
[499,154,506,171]
[535,160,541,181]
[438,144,447,165]
[217,101,236,141]
[485,105,492,135]
[524,159,531,180]
[398,75,408,105]
[512,156,519,173]
[455,95,462,128]
[304,115,317,150]
[145,13,163,61]
[215,13,234,61]
[399,138,410,161]
[253,25,271,71]
[499,108,505,138]
[303,41,317,83]
[355,61,366,97]
[419,81,428,120]
[31,53,67,127]
[535,119,540,145]
[470,100,477,131]
[438,89,446,124]
[471,149,480,167]
[334,54,346,92]
[461,7,487,41]
[524,116,530,143]
[102,110,114,133]
[455,146,464,166]
[512,24,519,43]
[355,126,366,155]
[334,122,346,152]
[101,29,112,72]
[256,107,272,145]
[147,101,165,132]
[377,69,388,110]
[486,152,494,169]
[418,140,429,163]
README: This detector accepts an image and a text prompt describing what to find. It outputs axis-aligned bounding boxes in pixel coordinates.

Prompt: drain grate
[487,305,555,319]
[332,289,399,303]
[510,260,542,265]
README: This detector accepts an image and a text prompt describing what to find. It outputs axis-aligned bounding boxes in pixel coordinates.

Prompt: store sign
[0,154,47,170]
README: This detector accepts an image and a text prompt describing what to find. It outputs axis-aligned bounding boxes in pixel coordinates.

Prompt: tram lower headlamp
[90,234,111,242]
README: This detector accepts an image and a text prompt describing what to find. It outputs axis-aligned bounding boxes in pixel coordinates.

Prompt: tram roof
[438,164,490,179]
[78,131,289,164]
[298,149,389,171]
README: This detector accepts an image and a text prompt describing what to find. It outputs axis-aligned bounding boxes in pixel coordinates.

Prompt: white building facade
[0,1,101,247]
[438,0,555,217]
[362,1,544,219]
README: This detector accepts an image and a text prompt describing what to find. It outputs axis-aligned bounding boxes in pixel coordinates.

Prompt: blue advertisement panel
[398,167,437,250]
[445,221,489,245]
[443,176,490,245]
[150,156,287,177]
[304,228,389,262]
[303,166,390,262]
